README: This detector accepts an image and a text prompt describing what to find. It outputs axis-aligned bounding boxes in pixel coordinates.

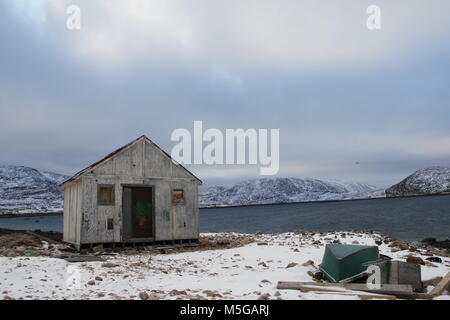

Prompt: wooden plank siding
[63,181,82,244]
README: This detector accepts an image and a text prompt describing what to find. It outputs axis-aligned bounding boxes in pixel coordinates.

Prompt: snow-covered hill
[200,177,384,207]
[386,166,450,197]
[0,166,68,215]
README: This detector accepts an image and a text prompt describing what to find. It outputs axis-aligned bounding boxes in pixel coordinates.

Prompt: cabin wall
[62,181,82,244]
[76,139,199,245]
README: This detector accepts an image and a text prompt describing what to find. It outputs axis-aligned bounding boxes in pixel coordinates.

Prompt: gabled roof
[60,135,202,186]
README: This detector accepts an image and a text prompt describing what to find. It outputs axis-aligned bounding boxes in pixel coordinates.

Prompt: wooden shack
[60,135,202,249]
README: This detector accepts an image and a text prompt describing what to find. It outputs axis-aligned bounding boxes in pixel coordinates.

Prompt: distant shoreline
[0,192,449,218]
[0,212,63,218]
[199,192,450,209]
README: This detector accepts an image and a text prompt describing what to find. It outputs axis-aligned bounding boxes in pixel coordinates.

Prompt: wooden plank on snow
[422,276,443,288]
[277,281,414,297]
[64,255,107,262]
[342,283,413,294]
[314,292,396,300]
[430,272,450,297]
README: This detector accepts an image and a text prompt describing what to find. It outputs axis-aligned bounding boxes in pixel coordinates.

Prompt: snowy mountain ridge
[386,166,450,197]
[199,177,385,207]
[2,165,449,214]
[0,165,68,215]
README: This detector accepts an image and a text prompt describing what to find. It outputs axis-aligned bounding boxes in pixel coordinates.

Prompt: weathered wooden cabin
[60,136,202,249]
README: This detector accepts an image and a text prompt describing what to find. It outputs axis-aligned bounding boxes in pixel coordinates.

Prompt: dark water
[1,195,449,242]
[200,195,450,242]
[0,215,62,233]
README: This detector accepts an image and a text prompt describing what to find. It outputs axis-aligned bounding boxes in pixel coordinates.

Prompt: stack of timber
[276,275,450,300]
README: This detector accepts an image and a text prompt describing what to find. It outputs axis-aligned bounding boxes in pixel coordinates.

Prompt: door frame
[121,184,156,242]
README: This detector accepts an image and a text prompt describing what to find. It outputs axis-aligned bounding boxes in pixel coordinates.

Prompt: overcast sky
[1,1,450,187]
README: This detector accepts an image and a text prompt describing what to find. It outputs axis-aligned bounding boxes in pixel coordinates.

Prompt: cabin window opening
[98,185,115,205]
[172,189,185,204]
[107,218,114,230]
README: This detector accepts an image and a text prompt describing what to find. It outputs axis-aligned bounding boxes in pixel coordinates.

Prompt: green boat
[319,244,380,283]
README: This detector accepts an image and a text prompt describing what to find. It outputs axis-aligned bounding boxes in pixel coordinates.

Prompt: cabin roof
[60,135,202,186]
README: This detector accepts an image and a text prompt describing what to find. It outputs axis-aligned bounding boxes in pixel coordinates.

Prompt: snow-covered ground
[0,232,449,300]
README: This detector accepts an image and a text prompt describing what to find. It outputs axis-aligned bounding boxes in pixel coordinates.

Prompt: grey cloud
[0,1,449,187]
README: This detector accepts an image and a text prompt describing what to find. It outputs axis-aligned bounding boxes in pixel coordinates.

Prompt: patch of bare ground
[161,234,255,254]
[0,232,42,248]
[0,229,67,257]
[0,228,62,242]
[0,228,254,257]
